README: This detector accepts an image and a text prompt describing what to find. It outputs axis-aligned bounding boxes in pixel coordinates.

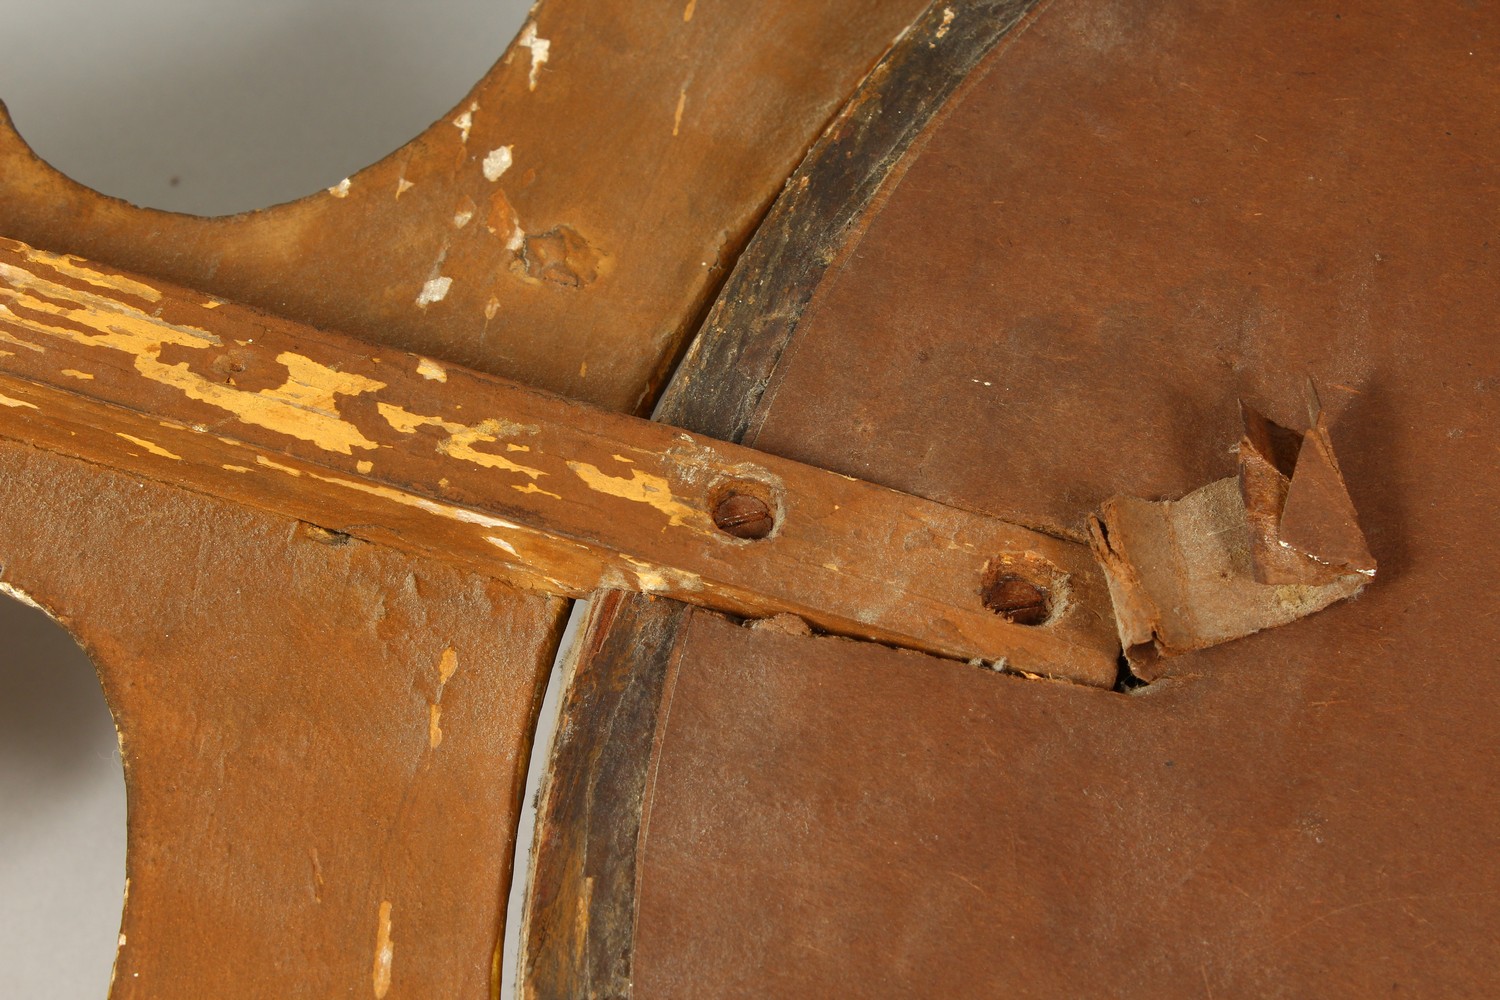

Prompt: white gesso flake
[415,277,453,308]
[483,146,514,182]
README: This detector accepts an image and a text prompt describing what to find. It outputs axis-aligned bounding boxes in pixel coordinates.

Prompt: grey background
[0,2,537,995]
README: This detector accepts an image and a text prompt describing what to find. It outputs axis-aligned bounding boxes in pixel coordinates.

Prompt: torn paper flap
[1090,397,1373,682]
[1239,396,1374,585]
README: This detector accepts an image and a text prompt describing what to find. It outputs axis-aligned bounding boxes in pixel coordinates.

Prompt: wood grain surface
[520,593,687,998]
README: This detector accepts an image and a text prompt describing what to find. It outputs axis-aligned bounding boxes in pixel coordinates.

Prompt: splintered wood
[0,238,1120,685]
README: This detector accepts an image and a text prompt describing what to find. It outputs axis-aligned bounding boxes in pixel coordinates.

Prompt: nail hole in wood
[710,487,775,540]
[981,573,1051,626]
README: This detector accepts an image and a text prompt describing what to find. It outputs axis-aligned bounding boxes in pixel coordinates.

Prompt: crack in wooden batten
[0,237,1119,685]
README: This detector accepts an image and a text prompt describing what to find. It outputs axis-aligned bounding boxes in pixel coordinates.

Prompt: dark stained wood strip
[518,593,691,999]
[0,237,1119,685]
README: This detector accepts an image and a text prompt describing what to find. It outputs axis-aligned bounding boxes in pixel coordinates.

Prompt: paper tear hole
[296,522,353,547]
[1114,651,1148,692]
[980,572,1051,626]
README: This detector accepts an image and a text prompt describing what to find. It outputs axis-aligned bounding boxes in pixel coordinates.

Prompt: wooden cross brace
[0,236,1122,686]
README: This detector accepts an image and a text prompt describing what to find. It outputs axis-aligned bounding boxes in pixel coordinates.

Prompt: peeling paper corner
[1089,388,1374,682]
[1239,387,1375,585]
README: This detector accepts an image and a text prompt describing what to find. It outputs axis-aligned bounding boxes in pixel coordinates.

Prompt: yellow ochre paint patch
[304,469,522,532]
[567,462,703,529]
[376,403,545,479]
[372,901,394,998]
[256,456,303,476]
[428,649,459,750]
[438,647,459,686]
[115,433,181,460]
[513,481,564,500]
[17,244,162,302]
[0,263,387,455]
